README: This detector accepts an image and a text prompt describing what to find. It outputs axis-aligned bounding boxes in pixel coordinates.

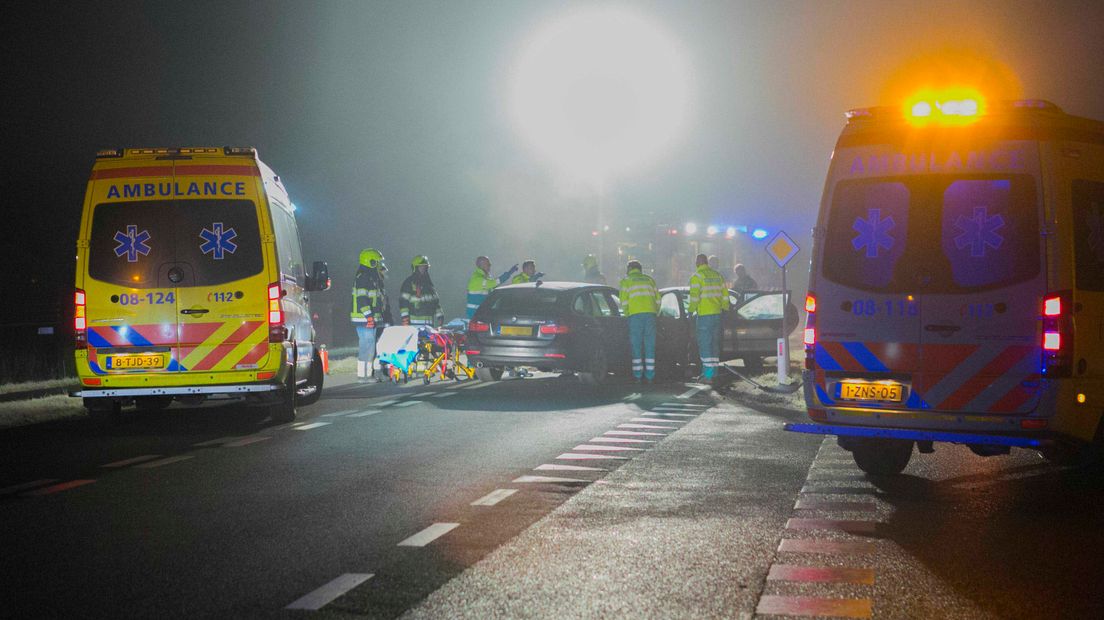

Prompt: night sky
[5,0,1104,338]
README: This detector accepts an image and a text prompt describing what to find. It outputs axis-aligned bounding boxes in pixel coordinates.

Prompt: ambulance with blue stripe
[73,147,330,423]
[789,94,1104,474]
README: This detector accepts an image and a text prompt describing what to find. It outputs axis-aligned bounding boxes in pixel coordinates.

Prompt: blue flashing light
[783,423,1047,448]
[751,228,769,240]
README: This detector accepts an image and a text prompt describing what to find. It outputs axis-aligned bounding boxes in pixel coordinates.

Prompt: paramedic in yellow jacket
[619,260,661,383]
[688,253,730,380]
[510,260,545,284]
[400,255,444,327]
[466,256,517,318]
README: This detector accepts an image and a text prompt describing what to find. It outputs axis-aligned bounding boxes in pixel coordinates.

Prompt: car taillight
[268,283,286,343]
[539,324,571,335]
[74,289,87,349]
[1041,291,1072,377]
[803,292,816,369]
[469,320,490,333]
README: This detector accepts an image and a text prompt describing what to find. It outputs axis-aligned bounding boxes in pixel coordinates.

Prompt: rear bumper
[72,383,281,398]
[468,344,573,370]
[784,422,1053,449]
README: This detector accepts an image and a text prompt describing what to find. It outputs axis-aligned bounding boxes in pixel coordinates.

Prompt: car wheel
[475,366,503,381]
[851,439,913,476]
[579,349,608,386]
[134,396,173,411]
[268,368,297,424]
[296,353,324,407]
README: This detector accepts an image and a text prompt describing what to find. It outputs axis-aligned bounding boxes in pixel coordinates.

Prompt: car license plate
[499,325,533,336]
[838,381,903,402]
[106,354,166,370]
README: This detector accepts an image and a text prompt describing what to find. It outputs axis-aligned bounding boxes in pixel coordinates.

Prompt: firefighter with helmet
[466,256,517,318]
[350,248,390,381]
[582,254,606,284]
[400,255,444,326]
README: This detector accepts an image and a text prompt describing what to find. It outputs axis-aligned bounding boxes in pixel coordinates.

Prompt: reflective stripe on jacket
[400,274,443,323]
[618,268,660,316]
[688,265,730,316]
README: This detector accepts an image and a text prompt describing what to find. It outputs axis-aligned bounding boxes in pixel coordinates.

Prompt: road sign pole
[778,264,789,385]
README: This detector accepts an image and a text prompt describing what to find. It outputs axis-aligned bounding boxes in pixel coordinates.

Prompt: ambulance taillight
[268,283,286,343]
[1042,291,1072,377]
[74,289,87,349]
[803,293,817,369]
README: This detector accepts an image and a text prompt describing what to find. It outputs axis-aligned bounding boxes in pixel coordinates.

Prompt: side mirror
[306,261,330,292]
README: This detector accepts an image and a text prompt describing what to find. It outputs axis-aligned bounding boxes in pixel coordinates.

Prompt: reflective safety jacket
[688,264,730,316]
[618,268,660,316]
[511,272,534,285]
[466,268,512,318]
[400,273,444,325]
[350,266,388,324]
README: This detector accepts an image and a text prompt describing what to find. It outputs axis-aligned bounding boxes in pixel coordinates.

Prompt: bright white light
[752,228,769,240]
[725,226,737,238]
[684,222,698,235]
[508,7,691,186]
[706,225,719,236]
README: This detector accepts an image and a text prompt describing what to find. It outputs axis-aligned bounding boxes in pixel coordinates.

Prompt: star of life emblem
[852,208,895,258]
[113,225,152,263]
[199,222,238,260]
[954,206,1005,257]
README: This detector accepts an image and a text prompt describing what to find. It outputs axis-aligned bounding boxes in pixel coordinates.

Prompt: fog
[4,0,1104,341]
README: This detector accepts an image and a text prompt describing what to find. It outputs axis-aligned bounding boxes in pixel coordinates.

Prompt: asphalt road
[1,373,1103,619]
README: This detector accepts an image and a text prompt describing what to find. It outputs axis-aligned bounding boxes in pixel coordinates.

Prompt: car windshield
[824,174,1039,293]
[737,293,785,320]
[486,288,562,314]
[88,199,263,288]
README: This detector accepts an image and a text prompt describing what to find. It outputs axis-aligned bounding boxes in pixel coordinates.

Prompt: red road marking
[767,564,875,584]
[756,595,871,618]
[22,480,96,496]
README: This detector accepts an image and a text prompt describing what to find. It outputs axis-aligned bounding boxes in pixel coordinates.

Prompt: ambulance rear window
[1072,180,1104,291]
[88,200,263,288]
[824,175,1038,293]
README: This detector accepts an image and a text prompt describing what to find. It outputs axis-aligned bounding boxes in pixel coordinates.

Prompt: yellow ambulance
[72,147,330,423]
[788,95,1104,474]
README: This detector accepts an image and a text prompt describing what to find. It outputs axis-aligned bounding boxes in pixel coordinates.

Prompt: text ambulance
[789,96,1104,474]
[73,147,330,423]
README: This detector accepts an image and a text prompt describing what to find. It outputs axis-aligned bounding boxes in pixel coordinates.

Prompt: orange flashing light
[905,88,986,126]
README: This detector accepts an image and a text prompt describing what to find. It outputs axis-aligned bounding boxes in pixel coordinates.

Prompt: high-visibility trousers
[628,313,657,380]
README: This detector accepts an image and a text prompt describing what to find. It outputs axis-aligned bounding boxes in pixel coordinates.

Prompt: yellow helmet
[582,254,598,270]
[359,248,384,269]
[411,255,430,270]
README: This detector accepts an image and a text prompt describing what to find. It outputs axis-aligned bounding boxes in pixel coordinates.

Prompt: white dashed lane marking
[588,437,654,444]
[556,453,628,460]
[756,595,872,619]
[795,498,878,512]
[676,385,710,399]
[0,479,59,495]
[630,417,683,424]
[513,475,590,484]
[192,436,239,447]
[622,392,642,402]
[101,455,162,468]
[461,381,496,390]
[470,489,517,506]
[293,422,330,431]
[571,444,643,452]
[347,410,381,418]
[618,423,677,430]
[393,400,422,408]
[373,400,400,407]
[534,463,606,471]
[767,564,875,585]
[777,539,879,555]
[136,455,194,469]
[22,479,96,496]
[432,392,456,398]
[605,430,667,437]
[321,410,358,417]
[286,573,374,610]
[786,517,879,535]
[398,523,460,547]
[223,435,271,448]
[641,412,696,418]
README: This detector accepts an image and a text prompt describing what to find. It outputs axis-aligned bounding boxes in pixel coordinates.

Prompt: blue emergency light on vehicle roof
[752,228,769,240]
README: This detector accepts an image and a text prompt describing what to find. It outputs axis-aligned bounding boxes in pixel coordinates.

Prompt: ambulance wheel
[135,396,173,411]
[475,366,503,381]
[269,371,298,424]
[851,439,913,476]
[85,399,122,427]
[297,354,325,407]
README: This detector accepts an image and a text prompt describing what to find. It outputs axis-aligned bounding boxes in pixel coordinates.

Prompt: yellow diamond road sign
[766,231,800,267]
